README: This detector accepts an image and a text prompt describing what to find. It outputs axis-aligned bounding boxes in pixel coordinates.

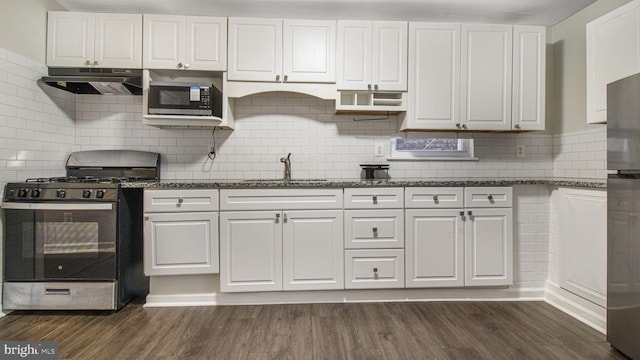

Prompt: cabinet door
[586,6,640,124]
[461,24,512,131]
[282,210,343,290]
[372,21,407,91]
[220,211,282,292]
[144,212,218,276]
[185,16,227,71]
[464,208,513,286]
[94,13,142,68]
[143,14,184,69]
[401,22,461,130]
[228,17,282,82]
[512,25,545,131]
[405,209,464,287]
[283,19,336,83]
[337,21,371,90]
[47,11,95,67]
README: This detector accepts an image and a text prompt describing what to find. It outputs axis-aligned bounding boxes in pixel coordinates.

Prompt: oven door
[2,202,117,281]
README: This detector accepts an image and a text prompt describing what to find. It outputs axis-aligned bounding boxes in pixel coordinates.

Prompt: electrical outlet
[516,145,525,158]
[375,142,385,157]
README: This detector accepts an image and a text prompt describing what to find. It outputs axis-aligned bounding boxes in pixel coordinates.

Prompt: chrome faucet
[280,153,292,181]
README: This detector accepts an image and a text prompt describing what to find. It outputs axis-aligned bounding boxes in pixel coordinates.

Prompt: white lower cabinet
[405,187,513,288]
[143,189,219,276]
[219,189,344,293]
[283,210,343,290]
[219,211,283,292]
[405,209,464,287]
[345,249,405,289]
[464,208,513,286]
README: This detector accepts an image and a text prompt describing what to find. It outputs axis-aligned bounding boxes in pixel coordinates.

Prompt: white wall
[0,0,66,64]
[549,0,632,134]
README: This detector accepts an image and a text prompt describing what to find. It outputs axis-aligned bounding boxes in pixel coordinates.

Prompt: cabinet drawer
[144,189,219,212]
[464,187,512,208]
[405,187,463,208]
[344,188,404,209]
[345,249,405,289]
[344,210,404,249]
[220,189,343,210]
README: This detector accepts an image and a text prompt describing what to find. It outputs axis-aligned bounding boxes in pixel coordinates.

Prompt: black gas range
[2,150,160,311]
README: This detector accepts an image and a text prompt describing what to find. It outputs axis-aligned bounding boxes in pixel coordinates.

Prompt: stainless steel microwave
[148,81,222,117]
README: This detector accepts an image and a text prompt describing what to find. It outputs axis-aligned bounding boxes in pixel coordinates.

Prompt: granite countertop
[122,178,607,189]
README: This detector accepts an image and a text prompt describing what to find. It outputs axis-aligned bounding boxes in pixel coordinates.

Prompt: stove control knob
[18,189,29,198]
[82,189,92,198]
[31,188,41,198]
[56,189,66,198]
[96,189,105,199]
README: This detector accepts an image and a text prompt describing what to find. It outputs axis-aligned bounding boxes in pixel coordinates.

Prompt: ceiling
[56,0,596,26]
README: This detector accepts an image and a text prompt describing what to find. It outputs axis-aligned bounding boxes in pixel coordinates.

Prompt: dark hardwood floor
[0,301,627,360]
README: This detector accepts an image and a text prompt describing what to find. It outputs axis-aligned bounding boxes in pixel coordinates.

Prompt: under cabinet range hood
[41,68,143,95]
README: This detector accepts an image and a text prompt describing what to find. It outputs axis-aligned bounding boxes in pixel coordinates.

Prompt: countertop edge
[122,179,607,190]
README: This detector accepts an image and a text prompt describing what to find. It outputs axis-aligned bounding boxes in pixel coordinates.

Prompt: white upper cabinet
[401,22,461,130]
[228,17,335,83]
[337,20,407,91]
[143,14,227,71]
[461,24,513,131]
[47,11,142,68]
[512,25,546,131]
[587,1,640,124]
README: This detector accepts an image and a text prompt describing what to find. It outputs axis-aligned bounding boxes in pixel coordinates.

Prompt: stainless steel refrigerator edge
[607,72,640,360]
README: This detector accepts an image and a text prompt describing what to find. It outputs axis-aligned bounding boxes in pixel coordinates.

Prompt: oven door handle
[0,202,114,211]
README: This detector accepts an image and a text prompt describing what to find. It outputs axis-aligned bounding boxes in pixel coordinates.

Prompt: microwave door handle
[0,203,113,211]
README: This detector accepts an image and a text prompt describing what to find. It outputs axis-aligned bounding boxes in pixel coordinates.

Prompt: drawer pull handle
[372,227,378,233]
[283,213,288,223]
[433,195,438,202]
[275,213,280,223]
[372,195,378,204]
[45,288,70,296]
[177,198,184,203]
[467,210,473,216]
[144,216,149,221]
[488,195,494,201]
[373,267,378,273]
[459,211,465,221]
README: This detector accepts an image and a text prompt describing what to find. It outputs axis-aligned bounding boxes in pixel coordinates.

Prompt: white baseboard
[544,281,606,334]
[144,286,545,308]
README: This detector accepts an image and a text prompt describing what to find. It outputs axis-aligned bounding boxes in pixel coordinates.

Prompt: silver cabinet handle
[374,84,379,90]
[177,62,183,69]
[368,84,372,90]
[373,267,378,273]
[462,124,467,129]
[467,210,472,216]
[93,60,98,66]
[456,123,461,129]
[45,288,70,296]
[276,75,280,81]
[184,63,190,69]
[459,211,465,220]
[283,75,288,82]
[283,213,288,222]
[177,198,184,203]
[275,213,280,223]
[488,195,494,201]
[514,124,521,129]
[85,60,91,65]
[372,195,378,204]
[433,195,438,202]
[372,227,378,233]
[144,216,149,221]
